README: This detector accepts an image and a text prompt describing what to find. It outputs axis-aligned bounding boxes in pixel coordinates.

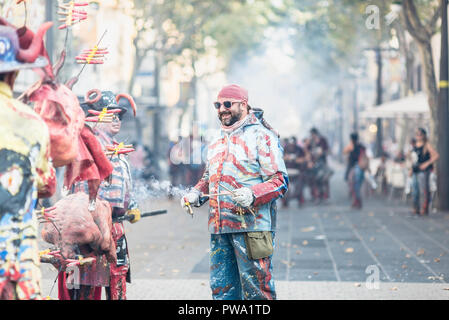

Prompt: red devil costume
[59,89,139,300]
[12,13,124,300]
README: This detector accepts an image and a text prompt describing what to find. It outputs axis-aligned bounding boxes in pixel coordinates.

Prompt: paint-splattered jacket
[194,112,288,234]
[0,82,56,299]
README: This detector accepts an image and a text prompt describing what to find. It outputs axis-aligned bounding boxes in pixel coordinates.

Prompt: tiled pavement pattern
[40,168,449,299]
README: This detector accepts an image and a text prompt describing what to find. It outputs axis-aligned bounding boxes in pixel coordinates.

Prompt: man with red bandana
[181,84,288,300]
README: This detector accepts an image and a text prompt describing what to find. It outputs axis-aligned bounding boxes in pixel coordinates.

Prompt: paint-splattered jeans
[210,232,276,300]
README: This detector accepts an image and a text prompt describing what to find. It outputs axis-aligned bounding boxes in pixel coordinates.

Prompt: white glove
[180,189,200,213]
[231,187,254,208]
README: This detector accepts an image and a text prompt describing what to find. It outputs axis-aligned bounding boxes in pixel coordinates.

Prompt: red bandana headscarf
[217,84,248,103]
[218,84,250,133]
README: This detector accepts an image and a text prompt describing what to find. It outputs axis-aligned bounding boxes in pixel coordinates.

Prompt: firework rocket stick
[105,149,135,156]
[218,183,256,216]
[75,29,107,79]
[106,144,134,150]
[88,109,120,115]
[201,192,232,197]
[58,2,89,47]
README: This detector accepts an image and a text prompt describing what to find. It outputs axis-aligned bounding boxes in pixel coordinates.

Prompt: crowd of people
[276,126,440,215]
[342,128,439,214]
[280,128,333,207]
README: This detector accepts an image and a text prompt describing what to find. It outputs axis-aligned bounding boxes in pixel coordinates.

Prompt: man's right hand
[180,190,200,214]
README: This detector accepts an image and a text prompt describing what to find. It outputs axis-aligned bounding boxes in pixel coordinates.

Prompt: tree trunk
[417,41,439,146]
[375,48,384,157]
[401,0,444,210]
[437,0,449,211]
[393,20,415,151]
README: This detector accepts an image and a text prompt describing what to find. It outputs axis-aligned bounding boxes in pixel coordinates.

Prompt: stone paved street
[40,168,449,299]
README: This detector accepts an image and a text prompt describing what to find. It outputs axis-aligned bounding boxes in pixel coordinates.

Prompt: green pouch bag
[244,231,273,260]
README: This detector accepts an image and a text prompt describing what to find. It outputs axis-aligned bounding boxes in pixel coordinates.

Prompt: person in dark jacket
[344,132,367,209]
[410,128,439,215]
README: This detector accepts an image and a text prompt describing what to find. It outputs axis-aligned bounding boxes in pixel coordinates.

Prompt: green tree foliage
[285,0,393,79]
[128,0,283,92]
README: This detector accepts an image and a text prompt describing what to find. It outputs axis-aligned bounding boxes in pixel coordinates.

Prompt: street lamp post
[437,0,449,210]
[375,47,384,157]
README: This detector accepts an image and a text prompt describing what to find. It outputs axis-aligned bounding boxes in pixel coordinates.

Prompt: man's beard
[219,109,243,126]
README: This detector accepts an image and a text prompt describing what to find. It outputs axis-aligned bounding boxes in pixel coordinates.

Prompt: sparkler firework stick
[218,182,256,216]
[201,192,232,197]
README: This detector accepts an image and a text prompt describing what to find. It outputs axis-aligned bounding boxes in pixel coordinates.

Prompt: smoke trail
[132,176,198,203]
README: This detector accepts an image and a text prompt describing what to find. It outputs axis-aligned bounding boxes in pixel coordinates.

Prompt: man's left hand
[231,187,254,208]
[127,208,141,224]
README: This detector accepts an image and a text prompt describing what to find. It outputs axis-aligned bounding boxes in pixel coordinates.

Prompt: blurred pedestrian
[344,132,368,209]
[282,136,307,207]
[305,128,332,203]
[186,134,205,186]
[404,138,417,196]
[410,128,439,215]
[168,136,184,188]
[375,154,388,196]
[180,84,288,300]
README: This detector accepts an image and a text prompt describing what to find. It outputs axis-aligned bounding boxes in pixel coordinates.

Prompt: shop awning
[360,92,430,119]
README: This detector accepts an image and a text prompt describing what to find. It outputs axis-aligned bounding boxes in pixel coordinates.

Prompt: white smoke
[132,176,196,202]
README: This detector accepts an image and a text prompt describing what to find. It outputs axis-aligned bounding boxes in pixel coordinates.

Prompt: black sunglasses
[214,101,241,109]
[112,114,123,122]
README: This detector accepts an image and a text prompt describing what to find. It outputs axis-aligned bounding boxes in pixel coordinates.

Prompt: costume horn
[85,89,102,104]
[116,93,137,117]
[16,21,52,63]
